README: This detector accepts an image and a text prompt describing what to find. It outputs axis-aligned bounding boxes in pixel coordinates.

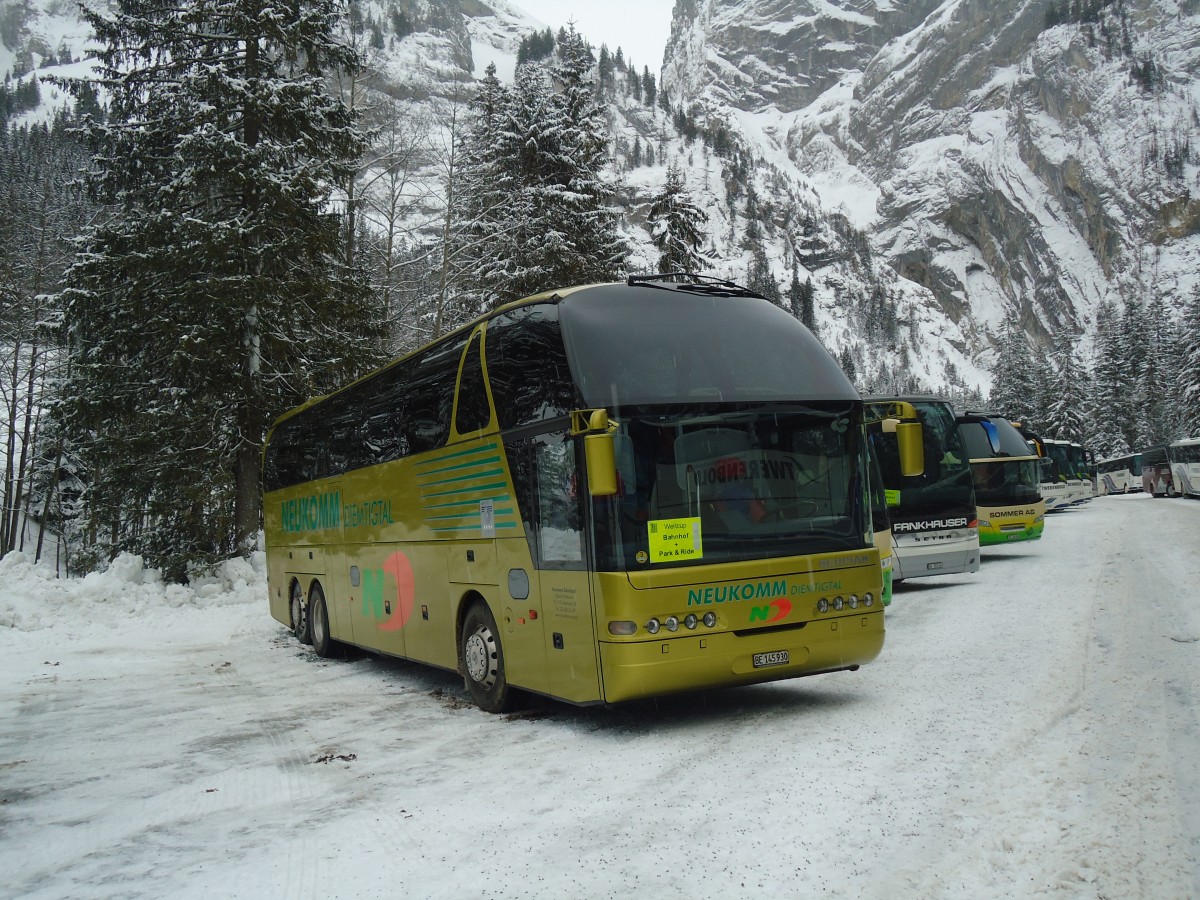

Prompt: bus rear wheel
[290,581,311,645]
[460,602,523,714]
[309,586,335,658]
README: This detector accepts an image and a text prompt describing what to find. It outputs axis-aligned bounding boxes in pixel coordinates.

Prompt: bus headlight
[646,618,661,634]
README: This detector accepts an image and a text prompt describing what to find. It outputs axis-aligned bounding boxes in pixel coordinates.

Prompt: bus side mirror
[896,422,925,477]
[574,409,619,497]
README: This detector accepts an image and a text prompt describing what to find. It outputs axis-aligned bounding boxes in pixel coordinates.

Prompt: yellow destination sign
[648,517,703,562]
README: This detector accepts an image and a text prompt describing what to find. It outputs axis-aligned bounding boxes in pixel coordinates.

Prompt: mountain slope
[663,0,1200,377]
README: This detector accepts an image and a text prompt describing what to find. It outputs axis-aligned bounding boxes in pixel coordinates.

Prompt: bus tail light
[608,621,637,636]
[703,612,717,627]
[646,618,661,634]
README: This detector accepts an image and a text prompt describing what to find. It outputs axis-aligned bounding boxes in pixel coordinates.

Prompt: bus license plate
[753,650,789,668]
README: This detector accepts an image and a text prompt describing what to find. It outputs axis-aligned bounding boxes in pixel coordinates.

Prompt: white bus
[1168,439,1200,498]
[1095,452,1142,495]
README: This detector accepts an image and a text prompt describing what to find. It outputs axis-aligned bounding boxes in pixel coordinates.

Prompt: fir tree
[1042,333,1090,440]
[788,270,817,333]
[1089,299,1131,457]
[641,66,656,108]
[1133,297,1173,446]
[1178,286,1200,430]
[838,345,857,383]
[55,0,384,577]
[646,163,708,274]
[455,27,625,308]
[988,315,1040,423]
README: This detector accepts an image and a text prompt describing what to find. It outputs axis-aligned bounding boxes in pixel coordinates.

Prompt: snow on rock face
[665,0,1200,359]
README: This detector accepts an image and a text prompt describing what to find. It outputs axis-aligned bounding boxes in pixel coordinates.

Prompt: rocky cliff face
[9,0,1199,388]
[664,0,1200,357]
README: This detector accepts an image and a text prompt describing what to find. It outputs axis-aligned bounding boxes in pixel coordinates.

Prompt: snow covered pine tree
[56,0,384,578]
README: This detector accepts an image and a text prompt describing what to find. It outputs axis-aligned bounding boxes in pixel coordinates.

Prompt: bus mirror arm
[572,409,620,497]
[896,422,925,477]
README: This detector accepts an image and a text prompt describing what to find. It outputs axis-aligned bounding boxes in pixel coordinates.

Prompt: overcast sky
[512,0,676,73]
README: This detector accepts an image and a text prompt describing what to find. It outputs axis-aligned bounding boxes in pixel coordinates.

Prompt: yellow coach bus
[263,277,919,711]
[956,412,1045,545]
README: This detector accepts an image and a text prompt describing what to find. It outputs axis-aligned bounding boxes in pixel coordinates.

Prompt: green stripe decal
[418,468,506,489]
[425,495,512,511]
[415,444,498,467]
[421,480,509,500]
[427,507,516,522]
[432,522,518,533]
[417,454,503,477]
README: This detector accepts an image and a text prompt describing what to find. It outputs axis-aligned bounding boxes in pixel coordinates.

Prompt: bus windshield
[1045,443,1071,480]
[591,402,868,570]
[560,288,853,407]
[867,399,974,517]
[958,417,1041,505]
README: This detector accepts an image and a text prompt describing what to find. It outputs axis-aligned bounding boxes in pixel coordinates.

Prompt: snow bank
[0,550,266,632]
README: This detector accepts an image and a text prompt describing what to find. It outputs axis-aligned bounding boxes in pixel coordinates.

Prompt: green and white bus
[263,278,919,711]
[956,413,1046,545]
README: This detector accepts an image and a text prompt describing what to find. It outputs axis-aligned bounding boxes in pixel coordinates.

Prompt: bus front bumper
[597,610,885,704]
[893,536,980,579]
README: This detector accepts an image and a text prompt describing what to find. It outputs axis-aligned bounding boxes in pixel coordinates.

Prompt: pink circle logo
[378,550,415,631]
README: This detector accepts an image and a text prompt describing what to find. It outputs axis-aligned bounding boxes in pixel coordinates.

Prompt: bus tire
[290,580,312,645]
[309,585,336,659]
[460,601,523,713]
[1167,483,1179,498]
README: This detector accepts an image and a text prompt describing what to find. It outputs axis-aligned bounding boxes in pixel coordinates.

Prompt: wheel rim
[464,624,498,688]
[312,599,326,645]
[290,589,306,635]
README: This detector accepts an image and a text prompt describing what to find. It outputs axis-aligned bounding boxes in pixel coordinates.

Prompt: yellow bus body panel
[590,548,884,703]
[598,611,884,703]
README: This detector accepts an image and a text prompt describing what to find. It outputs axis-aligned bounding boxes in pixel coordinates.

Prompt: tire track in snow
[861,496,1200,898]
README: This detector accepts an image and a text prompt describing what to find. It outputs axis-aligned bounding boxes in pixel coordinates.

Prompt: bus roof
[269,277,856,430]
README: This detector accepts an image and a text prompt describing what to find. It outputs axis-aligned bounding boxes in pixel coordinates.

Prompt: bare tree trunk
[11,342,40,552]
[2,340,21,553]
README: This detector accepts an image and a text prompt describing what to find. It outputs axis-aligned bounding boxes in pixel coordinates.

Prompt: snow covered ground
[1,493,1198,899]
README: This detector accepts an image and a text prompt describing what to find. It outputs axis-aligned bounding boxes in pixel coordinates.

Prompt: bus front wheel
[460,602,522,713]
[290,581,311,645]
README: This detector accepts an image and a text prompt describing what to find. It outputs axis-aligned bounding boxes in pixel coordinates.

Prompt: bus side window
[407,335,465,453]
[486,305,579,431]
[455,329,491,436]
[534,438,585,568]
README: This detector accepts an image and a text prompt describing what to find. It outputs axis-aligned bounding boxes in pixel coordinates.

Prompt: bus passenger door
[514,436,601,704]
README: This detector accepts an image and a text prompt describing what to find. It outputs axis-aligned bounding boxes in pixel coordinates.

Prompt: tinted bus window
[455,330,491,435]
[486,304,579,431]
[559,288,854,407]
[407,334,466,453]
